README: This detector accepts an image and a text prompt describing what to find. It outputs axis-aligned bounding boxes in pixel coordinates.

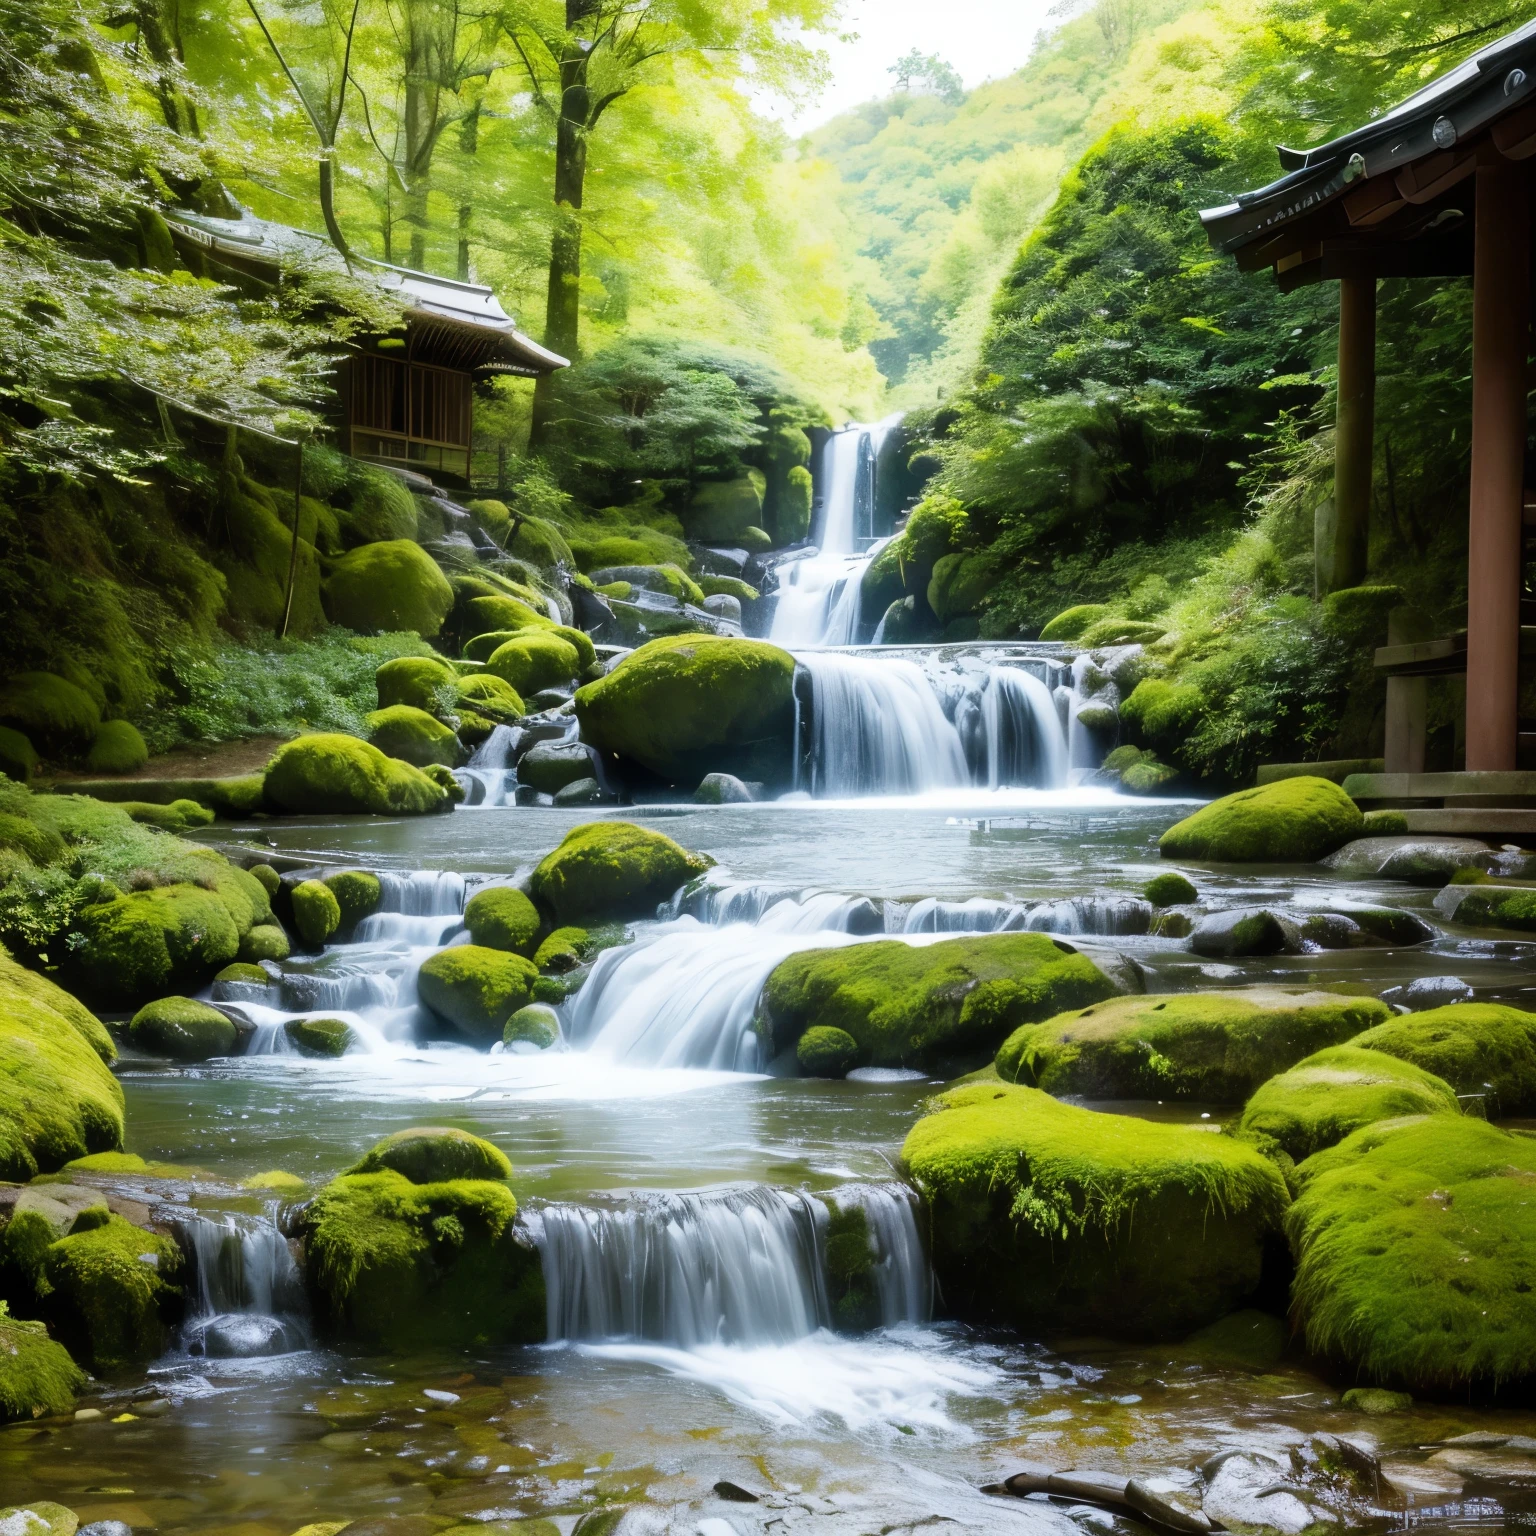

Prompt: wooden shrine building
[165,209,567,486]
[1202,20,1536,781]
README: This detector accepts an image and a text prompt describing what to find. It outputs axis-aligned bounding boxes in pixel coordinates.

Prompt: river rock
[1300,906,1435,949]
[529,821,713,924]
[553,777,606,807]
[1323,835,1497,886]
[703,594,742,625]
[695,771,757,804]
[517,740,594,795]
[1379,974,1474,1010]
[1351,1001,1536,1115]
[1202,1453,1336,1534]
[1190,907,1301,956]
[1160,777,1362,863]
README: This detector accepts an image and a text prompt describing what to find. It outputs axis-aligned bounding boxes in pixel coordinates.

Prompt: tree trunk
[457,103,479,281]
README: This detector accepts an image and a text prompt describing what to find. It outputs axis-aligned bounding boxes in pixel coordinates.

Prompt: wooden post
[1330,276,1376,594]
[1383,611,1427,774]
[1465,159,1532,771]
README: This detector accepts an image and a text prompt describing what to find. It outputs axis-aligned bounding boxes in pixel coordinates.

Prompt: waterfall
[457,725,520,808]
[982,668,1068,789]
[353,870,466,947]
[532,1182,928,1346]
[897,894,1151,937]
[175,1211,309,1357]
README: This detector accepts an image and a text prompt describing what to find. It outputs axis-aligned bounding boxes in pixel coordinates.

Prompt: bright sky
[769,0,1069,130]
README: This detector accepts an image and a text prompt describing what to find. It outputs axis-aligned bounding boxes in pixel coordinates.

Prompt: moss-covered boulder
[464,885,541,955]
[902,1082,1288,1338]
[323,540,453,636]
[485,630,580,697]
[927,552,997,625]
[291,879,342,946]
[365,704,465,769]
[997,988,1392,1102]
[0,960,124,1179]
[1039,605,1111,642]
[684,474,765,543]
[352,1126,512,1183]
[284,1017,353,1057]
[375,655,457,715]
[462,593,553,638]
[85,720,149,775]
[263,733,450,816]
[0,1314,87,1421]
[129,997,239,1062]
[504,1004,560,1050]
[529,821,712,924]
[763,934,1119,1072]
[455,673,525,723]
[0,672,100,754]
[1351,1003,1536,1116]
[1144,871,1197,907]
[240,923,291,963]
[1236,1046,1461,1162]
[339,466,419,546]
[1287,1115,1536,1393]
[0,727,38,785]
[1159,777,1364,863]
[68,884,241,1006]
[1450,885,1536,932]
[797,1025,861,1078]
[323,869,382,934]
[532,925,587,971]
[417,946,538,1042]
[575,633,797,785]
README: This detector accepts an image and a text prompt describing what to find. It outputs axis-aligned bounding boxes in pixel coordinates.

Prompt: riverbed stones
[762,933,1119,1072]
[463,885,541,955]
[1160,777,1363,863]
[1351,1002,1536,1116]
[553,776,604,806]
[263,734,451,817]
[517,740,593,795]
[1190,907,1300,956]
[417,946,538,1042]
[902,1082,1287,1337]
[995,988,1390,1101]
[1322,835,1500,886]
[1287,1114,1536,1393]
[128,997,238,1062]
[529,820,712,924]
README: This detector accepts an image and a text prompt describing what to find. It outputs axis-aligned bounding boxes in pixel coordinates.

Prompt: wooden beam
[1396,148,1478,204]
[1345,176,1407,228]
[1494,100,1536,161]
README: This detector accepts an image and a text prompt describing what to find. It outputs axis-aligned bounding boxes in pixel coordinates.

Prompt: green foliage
[529,820,712,925]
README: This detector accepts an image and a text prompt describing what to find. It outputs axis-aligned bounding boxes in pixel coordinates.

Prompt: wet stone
[1189,908,1300,957]
[1377,976,1473,1011]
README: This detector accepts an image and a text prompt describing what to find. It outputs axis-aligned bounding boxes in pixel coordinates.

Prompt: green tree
[887,50,963,103]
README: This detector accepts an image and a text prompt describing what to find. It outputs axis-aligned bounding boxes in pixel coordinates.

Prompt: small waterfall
[532,1182,928,1346]
[457,725,520,808]
[900,897,1031,933]
[897,894,1151,937]
[667,880,882,934]
[354,870,466,946]
[983,668,1068,789]
[175,1211,309,1357]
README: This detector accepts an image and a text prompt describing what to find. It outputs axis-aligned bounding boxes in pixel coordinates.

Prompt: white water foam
[175,1211,309,1358]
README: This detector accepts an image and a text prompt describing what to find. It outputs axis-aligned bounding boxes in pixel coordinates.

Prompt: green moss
[1121,679,1206,745]
[85,720,149,775]
[263,733,450,816]
[532,925,586,971]
[129,996,238,1062]
[574,530,692,574]
[1451,886,1536,932]
[997,987,1391,1101]
[1236,1045,1461,1162]
[1144,871,1197,907]
[574,633,797,784]
[463,593,554,635]
[0,728,38,785]
[291,879,342,947]
[1040,605,1110,642]
[1178,1308,1286,1371]
[352,1126,513,1183]
[0,951,114,1064]
[504,1004,560,1050]
[0,672,101,754]
[1363,809,1409,835]
[1121,755,1179,794]
[0,1314,87,1421]
[464,885,541,955]
[243,1169,308,1194]
[323,540,454,637]
[340,466,420,546]
[418,945,538,1042]
[324,870,381,931]
[422,762,465,805]
[247,863,280,897]
[1287,1115,1536,1392]
[64,1151,199,1177]
[216,476,325,636]
[68,884,241,1007]
[117,798,214,832]
[1159,776,1363,863]
[1341,1386,1412,1414]
[821,1200,878,1330]
[530,820,713,924]
[699,575,760,603]
[365,704,465,769]
[1351,1003,1536,1116]
[215,962,270,985]
[764,934,1118,1072]
[0,813,65,867]
[1080,617,1167,647]
[40,1212,183,1371]
[778,463,814,543]
[485,631,581,697]
[797,1025,861,1078]
[455,673,525,722]
[549,624,597,673]
[239,923,290,963]
[375,655,457,715]
[284,1017,353,1057]
[902,1082,1288,1338]
[686,474,766,542]
[927,551,997,625]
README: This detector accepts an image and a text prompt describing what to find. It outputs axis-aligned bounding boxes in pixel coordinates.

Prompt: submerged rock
[284,1016,353,1057]
[1378,974,1473,1011]
[1190,907,1300,956]
[1352,1002,1536,1115]
[1160,777,1362,863]
[529,820,713,924]
[1323,835,1497,887]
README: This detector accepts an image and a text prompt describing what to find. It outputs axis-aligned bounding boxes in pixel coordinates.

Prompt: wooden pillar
[1383,612,1426,773]
[1329,276,1377,594]
[1465,159,1532,771]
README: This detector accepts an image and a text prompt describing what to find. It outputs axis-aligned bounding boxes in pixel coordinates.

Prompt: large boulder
[0,1315,86,1422]
[297,1130,543,1351]
[902,1082,1287,1338]
[85,719,149,775]
[574,633,797,785]
[1351,1002,1536,1116]
[322,540,454,636]
[1235,1045,1461,1162]
[324,869,382,933]
[485,630,581,697]
[68,884,241,1007]
[1287,1115,1536,1393]
[365,704,466,768]
[263,733,451,816]
[0,672,100,755]
[995,988,1392,1102]
[456,673,525,723]
[350,1125,512,1183]
[128,997,239,1062]
[375,655,457,714]
[417,945,539,1042]
[1159,776,1363,863]
[518,740,594,795]
[762,934,1119,1073]
[464,885,541,955]
[529,820,712,924]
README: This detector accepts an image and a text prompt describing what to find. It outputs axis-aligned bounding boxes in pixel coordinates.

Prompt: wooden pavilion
[165,208,568,486]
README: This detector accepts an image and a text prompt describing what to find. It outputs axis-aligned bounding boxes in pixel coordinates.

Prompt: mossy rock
[117,798,214,832]
[927,552,997,625]
[529,820,713,924]
[291,879,342,946]
[1075,703,1119,733]
[485,631,581,697]
[462,593,553,637]
[548,623,597,673]
[504,1004,560,1050]
[763,934,1119,1073]
[455,673,525,723]
[1122,756,1179,795]
[85,719,149,775]
[1039,605,1111,642]
[324,870,382,932]
[298,1168,543,1351]
[1363,809,1409,835]
[0,1317,87,1422]
[821,1198,879,1330]
[1451,886,1536,932]
[365,704,466,769]
[0,672,101,754]
[340,465,420,546]
[41,1212,184,1371]
[532,925,587,971]
[68,884,241,1006]
[323,540,454,637]
[590,562,706,608]
[284,1017,354,1057]
[996,987,1391,1102]
[1236,1045,1461,1162]
[0,727,38,785]
[418,946,538,1042]
[243,1169,308,1195]
[1287,1115,1536,1393]
[1144,871,1197,907]
[240,923,291,963]
[375,655,457,715]
[1159,777,1364,863]
[1077,617,1166,648]
[0,812,65,867]
[264,733,450,816]
[699,575,760,603]
[0,959,124,1179]
[797,1025,862,1078]
[351,1126,512,1184]
[1351,1002,1536,1116]
[464,885,541,955]
[902,1082,1288,1338]
[1120,679,1206,746]
[129,996,238,1062]
[215,962,271,986]
[685,473,766,542]
[248,862,281,897]
[574,633,797,784]
[216,475,325,636]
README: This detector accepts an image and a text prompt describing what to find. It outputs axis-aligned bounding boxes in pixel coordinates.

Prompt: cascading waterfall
[898,894,1152,938]
[456,724,521,807]
[981,667,1068,790]
[175,1211,309,1357]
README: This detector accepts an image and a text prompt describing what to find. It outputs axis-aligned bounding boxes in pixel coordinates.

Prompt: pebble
[421,1389,459,1406]
[72,1409,102,1422]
